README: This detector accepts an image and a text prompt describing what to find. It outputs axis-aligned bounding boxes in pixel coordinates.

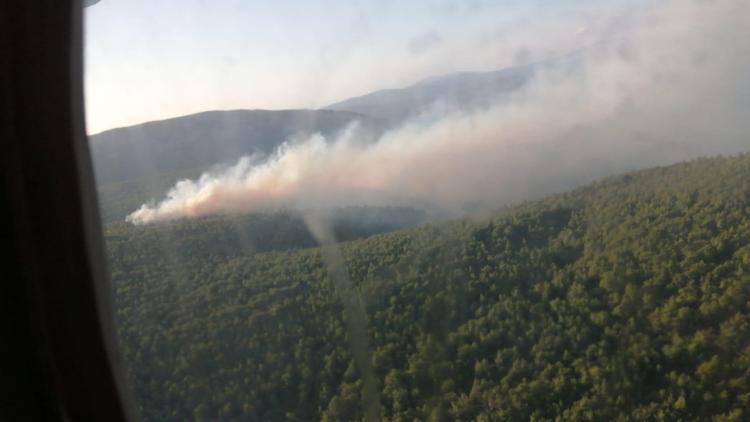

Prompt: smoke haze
[127,0,750,225]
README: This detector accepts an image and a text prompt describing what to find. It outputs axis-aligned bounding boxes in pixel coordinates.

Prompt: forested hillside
[107,153,750,421]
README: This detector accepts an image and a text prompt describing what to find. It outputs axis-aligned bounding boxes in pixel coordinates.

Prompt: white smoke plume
[127,0,750,225]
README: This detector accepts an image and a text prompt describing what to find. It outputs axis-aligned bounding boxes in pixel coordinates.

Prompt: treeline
[105,206,426,263]
[107,154,750,421]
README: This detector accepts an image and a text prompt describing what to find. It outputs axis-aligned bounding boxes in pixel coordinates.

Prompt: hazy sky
[84,0,622,134]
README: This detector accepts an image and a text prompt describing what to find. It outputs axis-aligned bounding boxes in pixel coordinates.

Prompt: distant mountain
[90,58,581,222]
[324,53,584,127]
[324,65,533,126]
[89,109,382,221]
[90,109,382,186]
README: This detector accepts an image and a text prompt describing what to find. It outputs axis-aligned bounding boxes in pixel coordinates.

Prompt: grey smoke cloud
[127,0,750,225]
[408,30,444,55]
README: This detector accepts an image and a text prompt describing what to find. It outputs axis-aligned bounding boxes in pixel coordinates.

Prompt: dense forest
[106,153,750,421]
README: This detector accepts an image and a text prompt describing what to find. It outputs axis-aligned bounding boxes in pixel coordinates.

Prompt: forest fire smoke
[127,0,750,225]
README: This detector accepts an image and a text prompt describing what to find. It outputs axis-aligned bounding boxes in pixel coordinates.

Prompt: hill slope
[324,66,533,127]
[89,109,382,221]
[108,153,750,420]
[90,109,381,185]
[323,53,583,127]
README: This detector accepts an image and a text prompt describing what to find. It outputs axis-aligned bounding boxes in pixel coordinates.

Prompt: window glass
[85,1,750,420]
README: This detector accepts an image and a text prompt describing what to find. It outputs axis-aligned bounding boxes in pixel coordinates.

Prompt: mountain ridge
[89,109,384,221]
